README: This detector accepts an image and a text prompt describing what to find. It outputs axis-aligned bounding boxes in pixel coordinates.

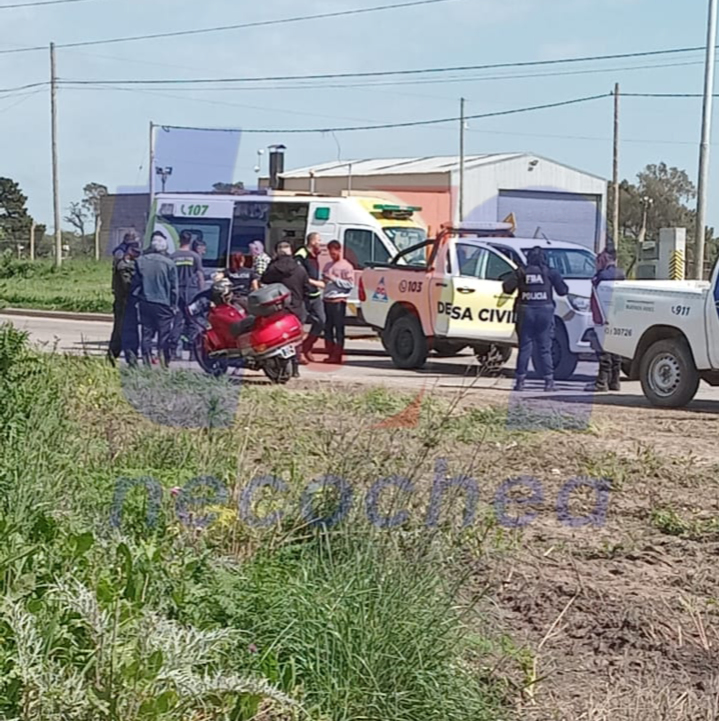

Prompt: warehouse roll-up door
[497,190,601,250]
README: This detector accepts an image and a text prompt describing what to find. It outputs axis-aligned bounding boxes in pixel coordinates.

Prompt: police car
[359,223,595,380]
[482,236,596,378]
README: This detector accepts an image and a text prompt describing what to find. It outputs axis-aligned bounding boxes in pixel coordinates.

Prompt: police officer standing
[294,232,326,363]
[502,246,568,392]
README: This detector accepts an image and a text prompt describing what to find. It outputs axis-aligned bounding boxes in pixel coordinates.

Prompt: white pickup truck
[599,267,719,407]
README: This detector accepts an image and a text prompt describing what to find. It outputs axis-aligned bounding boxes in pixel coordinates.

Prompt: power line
[0,0,100,8]
[145,93,610,134]
[59,46,709,85]
[622,92,719,97]
[59,58,705,92]
[0,0,455,54]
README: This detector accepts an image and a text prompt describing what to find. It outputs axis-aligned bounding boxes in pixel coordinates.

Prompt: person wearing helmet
[502,246,568,392]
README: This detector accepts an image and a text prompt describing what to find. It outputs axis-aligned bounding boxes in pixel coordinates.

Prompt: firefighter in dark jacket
[586,247,626,392]
[502,246,568,392]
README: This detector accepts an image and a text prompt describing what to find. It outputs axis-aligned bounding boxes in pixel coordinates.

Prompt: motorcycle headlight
[568,293,590,312]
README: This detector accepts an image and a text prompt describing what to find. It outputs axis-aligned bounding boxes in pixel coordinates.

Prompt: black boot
[291,357,300,378]
[544,376,556,393]
[514,375,526,391]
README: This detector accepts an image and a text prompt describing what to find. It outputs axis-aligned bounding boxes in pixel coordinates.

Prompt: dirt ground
[458,398,719,721]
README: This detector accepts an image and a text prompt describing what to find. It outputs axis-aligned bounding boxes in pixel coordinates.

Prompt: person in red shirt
[322,240,355,364]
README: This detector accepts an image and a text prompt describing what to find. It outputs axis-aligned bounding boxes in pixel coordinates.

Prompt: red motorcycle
[187,281,303,383]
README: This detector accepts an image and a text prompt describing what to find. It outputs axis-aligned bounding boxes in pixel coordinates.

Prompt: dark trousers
[324,301,347,351]
[139,301,175,366]
[516,305,554,380]
[121,298,140,365]
[598,351,621,387]
[170,296,197,353]
[305,295,326,338]
[109,296,127,358]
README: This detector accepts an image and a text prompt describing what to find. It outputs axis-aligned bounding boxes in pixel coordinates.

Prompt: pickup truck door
[433,243,517,342]
[707,272,719,368]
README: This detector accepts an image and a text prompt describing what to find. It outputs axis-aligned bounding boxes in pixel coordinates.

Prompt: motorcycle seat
[229,315,256,338]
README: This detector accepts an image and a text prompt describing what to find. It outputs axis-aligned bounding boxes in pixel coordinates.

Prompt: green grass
[0,254,112,312]
[0,323,514,721]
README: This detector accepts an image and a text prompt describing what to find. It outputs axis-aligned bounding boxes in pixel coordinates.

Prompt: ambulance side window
[344,229,390,269]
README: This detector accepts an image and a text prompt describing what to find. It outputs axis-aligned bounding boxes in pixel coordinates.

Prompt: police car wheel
[387,315,428,370]
[533,324,577,380]
[640,338,699,408]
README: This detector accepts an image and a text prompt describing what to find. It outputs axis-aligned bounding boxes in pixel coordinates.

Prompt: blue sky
[0,0,714,229]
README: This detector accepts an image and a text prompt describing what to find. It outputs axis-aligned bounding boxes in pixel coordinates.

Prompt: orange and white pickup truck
[358,223,584,379]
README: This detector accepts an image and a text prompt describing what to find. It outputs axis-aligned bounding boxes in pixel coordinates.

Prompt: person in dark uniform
[170,231,205,359]
[119,245,141,367]
[225,251,259,309]
[294,232,326,363]
[586,247,626,392]
[502,246,568,392]
[132,235,178,367]
[262,240,312,377]
[108,233,140,364]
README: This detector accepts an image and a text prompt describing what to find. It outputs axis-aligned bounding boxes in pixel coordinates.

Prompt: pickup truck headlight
[568,294,590,312]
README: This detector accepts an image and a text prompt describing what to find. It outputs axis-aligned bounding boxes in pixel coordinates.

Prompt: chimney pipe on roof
[268,145,286,190]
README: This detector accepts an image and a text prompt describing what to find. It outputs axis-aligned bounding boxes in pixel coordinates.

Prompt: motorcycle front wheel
[193,333,228,378]
[262,356,292,384]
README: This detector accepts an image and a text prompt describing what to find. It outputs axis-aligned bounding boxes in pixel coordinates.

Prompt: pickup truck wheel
[640,338,700,408]
[432,340,467,357]
[379,329,390,353]
[387,315,428,369]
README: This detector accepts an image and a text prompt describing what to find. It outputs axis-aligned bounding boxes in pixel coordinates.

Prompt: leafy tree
[619,163,696,243]
[81,181,108,219]
[0,177,32,241]
[617,162,719,276]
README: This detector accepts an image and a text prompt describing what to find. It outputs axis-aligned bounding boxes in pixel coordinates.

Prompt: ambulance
[145,191,427,320]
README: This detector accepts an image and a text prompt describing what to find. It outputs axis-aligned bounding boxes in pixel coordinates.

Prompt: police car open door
[433,243,517,342]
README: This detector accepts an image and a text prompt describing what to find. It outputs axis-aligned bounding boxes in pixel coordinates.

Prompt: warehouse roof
[280,154,527,178]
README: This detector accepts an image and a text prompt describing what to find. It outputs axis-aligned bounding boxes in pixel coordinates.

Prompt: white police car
[484,237,596,379]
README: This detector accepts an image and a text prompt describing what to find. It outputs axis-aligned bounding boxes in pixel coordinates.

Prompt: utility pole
[611,83,620,251]
[50,42,61,268]
[695,0,718,279]
[94,215,101,261]
[149,121,156,203]
[459,97,466,222]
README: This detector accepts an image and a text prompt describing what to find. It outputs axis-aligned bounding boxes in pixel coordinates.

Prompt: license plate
[279,345,295,359]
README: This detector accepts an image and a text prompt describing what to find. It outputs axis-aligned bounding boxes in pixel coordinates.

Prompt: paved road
[4,312,719,413]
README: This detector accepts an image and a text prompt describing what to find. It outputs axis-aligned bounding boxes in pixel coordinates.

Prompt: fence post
[30,221,35,261]
[94,215,101,261]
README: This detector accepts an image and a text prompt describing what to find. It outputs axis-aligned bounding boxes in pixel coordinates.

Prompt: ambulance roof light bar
[439,221,515,237]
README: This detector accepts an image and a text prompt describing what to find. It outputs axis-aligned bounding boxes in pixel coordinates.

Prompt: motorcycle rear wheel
[263,356,292,384]
[193,333,228,378]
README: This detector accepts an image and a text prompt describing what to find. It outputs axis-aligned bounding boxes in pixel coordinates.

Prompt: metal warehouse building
[279,154,607,251]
